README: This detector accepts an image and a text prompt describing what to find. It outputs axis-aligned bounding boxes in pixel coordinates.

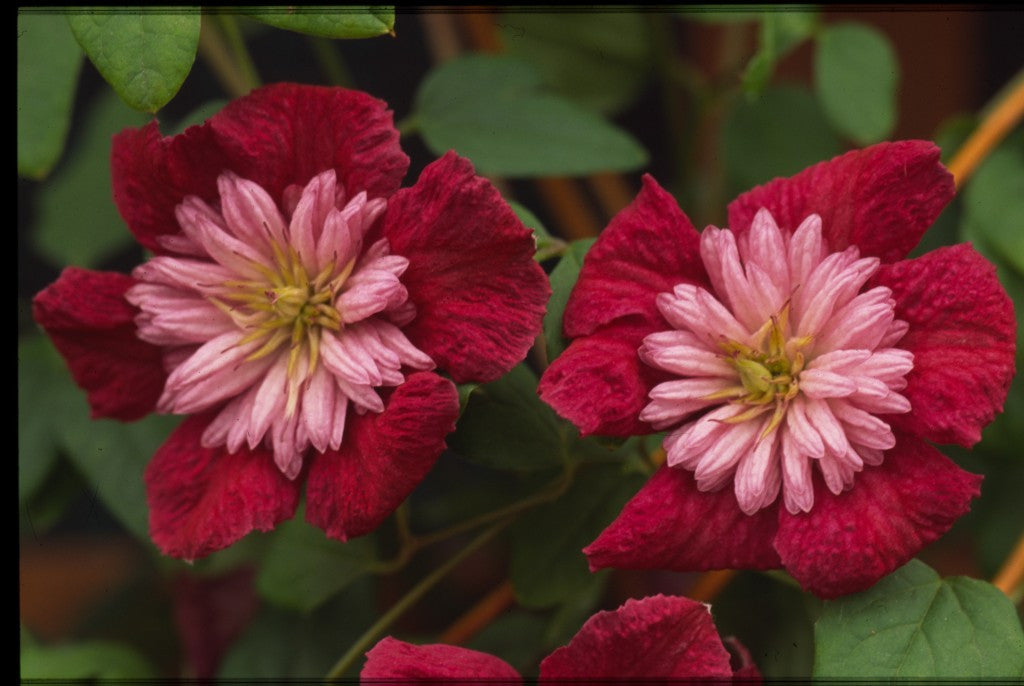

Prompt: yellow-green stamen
[716,304,809,436]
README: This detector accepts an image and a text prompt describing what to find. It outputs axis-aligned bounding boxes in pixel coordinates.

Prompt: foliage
[17,7,1024,682]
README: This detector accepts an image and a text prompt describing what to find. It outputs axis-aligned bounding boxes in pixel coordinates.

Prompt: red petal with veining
[305,372,459,541]
[32,267,166,420]
[361,637,521,683]
[728,141,954,263]
[773,432,982,598]
[112,84,407,253]
[873,243,1016,447]
[539,595,734,680]
[564,174,707,339]
[380,152,549,384]
[539,319,667,437]
[145,414,301,560]
[585,465,782,572]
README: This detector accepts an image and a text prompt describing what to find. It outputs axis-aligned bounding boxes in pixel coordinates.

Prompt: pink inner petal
[639,207,913,515]
[128,170,436,478]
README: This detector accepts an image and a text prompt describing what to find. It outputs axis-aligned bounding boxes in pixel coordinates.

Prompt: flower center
[716,306,811,433]
[638,209,913,515]
[127,168,436,479]
[213,244,354,380]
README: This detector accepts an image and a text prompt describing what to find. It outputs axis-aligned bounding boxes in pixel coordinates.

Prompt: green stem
[216,13,261,92]
[650,14,692,197]
[310,36,353,87]
[197,14,249,98]
[760,569,804,591]
[414,464,575,550]
[324,517,513,680]
[396,115,419,138]
[370,462,576,575]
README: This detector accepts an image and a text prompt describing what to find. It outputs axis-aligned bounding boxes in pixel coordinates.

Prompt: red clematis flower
[538,141,1016,598]
[33,84,549,560]
[360,594,759,681]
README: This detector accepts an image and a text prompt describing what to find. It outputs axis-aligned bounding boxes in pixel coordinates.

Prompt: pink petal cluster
[33,84,549,560]
[642,208,913,516]
[361,595,759,681]
[539,141,1016,598]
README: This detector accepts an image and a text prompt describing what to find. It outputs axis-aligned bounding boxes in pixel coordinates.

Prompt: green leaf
[411,453,551,534]
[500,12,653,114]
[814,559,1024,678]
[169,98,229,135]
[814,22,899,144]
[544,238,595,362]
[742,11,819,95]
[220,578,375,679]
[466,610,549,674]
[68,9,200,113]
[62,411,182,542]
[18,337,80,504]
[244,7,394,39]
[510,463,645,608]
[541,575,608,651]
[456,382,479,417]
[17,13,83,179]
[20,459,86,537]
[414,55,648,177]
[712,571,818,678]
[21,639,156,679]
[723,84,841,195]
[19,336,178,541]
[449,364,566,472]
[954,447,1024,577]
[256,511,377,613]
[508,199,554,251]
[961,143,1024,276]
[32,89,147,268]
[933,113,977,166]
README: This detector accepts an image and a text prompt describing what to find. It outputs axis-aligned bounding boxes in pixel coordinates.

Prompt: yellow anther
[216,248,349,378]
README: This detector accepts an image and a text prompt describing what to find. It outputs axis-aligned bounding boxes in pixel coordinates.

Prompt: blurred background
[19,7,1024,679]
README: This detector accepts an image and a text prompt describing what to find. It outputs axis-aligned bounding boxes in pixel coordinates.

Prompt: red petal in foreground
[381,152,549,384]
[112,84,408,253]
[32,267,166,420]
[563,174,706,339]
[728,141,954,263]
[362,637,521,683]
[539,320,666,437]
[145,414,301,560]
[773,431,982,599]
[306,372,459,541]
[539,595,733,680]
[874,243,1017,447]
[585,466,782,572]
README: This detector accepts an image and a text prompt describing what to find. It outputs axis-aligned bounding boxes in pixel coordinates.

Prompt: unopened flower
[538,141,1016,598]
[34,84,549,560]
[361,594,759,681]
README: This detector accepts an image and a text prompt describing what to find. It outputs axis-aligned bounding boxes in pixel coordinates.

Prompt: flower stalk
[992,528,1024,602]
[325,516,514,680]
[947,69,1024,190]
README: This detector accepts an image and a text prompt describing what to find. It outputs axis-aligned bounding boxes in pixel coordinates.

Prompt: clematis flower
[33,84,549,560]
[360,594,759,681]
[538,141,1016,598]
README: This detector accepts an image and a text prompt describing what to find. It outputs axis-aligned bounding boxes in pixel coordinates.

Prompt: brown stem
[992,529,1024,600]
[947,72,1024,190]
[437,580,516,645]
